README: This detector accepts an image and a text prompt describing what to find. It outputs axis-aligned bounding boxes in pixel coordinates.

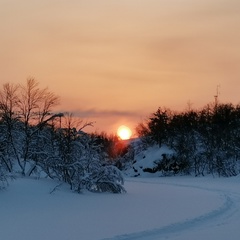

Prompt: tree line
[135,103,240,177]
[2,78,237,191]
[0,79,125,193]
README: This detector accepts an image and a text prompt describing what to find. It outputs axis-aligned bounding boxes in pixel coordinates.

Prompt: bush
[73,165,126,193]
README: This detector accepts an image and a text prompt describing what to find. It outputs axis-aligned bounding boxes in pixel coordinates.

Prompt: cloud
[59,108,140,119]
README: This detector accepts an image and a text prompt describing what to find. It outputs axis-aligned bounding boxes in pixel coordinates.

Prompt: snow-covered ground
[1,175,240,240]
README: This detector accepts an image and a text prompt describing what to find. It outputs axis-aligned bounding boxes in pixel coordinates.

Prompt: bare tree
[0,83,20,172]
[17,78,60,125]
[21,79,59,175]
[3,78,61,175]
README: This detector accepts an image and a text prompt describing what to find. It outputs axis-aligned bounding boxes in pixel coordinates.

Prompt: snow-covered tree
[41,113,126,193]
[16,78,60,175]
[70,132,125,193]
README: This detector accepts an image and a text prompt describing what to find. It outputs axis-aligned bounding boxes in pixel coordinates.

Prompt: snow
[124,144,174,177]
[1,175,240,240]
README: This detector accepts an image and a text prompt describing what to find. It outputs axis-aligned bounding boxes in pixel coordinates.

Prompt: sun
[117,125,132,140]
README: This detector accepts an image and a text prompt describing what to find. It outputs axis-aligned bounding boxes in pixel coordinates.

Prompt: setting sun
[117,125,132,140]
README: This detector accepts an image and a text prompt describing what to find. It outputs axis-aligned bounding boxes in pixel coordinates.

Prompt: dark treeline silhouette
[0,79,125,193]
[136,103,240,177]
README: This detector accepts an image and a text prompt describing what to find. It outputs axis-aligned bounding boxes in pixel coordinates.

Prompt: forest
[134,102,240,177]
[1,79,240,194]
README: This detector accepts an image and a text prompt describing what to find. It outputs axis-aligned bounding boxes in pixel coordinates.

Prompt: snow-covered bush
[80,165,126,193]
[65,133,126,193]
[37,115,126,194]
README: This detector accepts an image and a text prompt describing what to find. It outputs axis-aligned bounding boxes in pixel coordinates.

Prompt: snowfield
[1,176,240,240]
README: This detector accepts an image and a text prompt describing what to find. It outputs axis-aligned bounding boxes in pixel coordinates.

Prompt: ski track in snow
[102,179,240,240]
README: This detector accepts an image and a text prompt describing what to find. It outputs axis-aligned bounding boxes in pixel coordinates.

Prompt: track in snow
[103,178,240,240]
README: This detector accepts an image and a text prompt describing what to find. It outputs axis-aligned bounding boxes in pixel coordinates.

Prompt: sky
[0,0,240,135]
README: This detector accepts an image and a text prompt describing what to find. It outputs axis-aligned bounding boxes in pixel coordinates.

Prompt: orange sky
[0,0,240,135]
